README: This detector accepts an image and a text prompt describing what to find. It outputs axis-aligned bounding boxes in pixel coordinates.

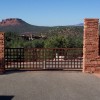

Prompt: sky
[0,0,100,26]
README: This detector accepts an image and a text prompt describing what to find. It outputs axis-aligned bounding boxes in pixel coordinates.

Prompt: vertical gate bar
[32,48,33,69]
[77,49,80,69]
[17,48,18,69]
[45,48,47,69]
[9,49,10,69]
[78,49,80,69]
[55,48,56,69]
[44,48,45,69]
[29,48,31,69]
[12,48,13,69]
[70,49,73,69]
[28,49,30,69]
[28,48,30,69]
[10,48,12,68]
[36,49,37,69]
[38,49,40,69]
[70,49,72,69]
[66,49,68,69]
[66,48,67,69]
[80,53,82,68]
[12,48,14,69]
[52,49,53,69]
[25,48,27,69]
[33,48,36,69]
[16,48,17,69]
[68,49,69,69]
[73,49,74,69]
[29,49,30,69]
[23,48,24,69]
[9,48,10,69]
[18,48,19,69]
[57,48,58,69]
[39,48,40,69]
[65,48,67,69]
[14,48,18,68]
[7,48,8,69]
[52,48,54,69]
[31,48,32,69]
[64,48,66,69]
[15,48,18,68]
[28,49,31,69]
[16,49,17,69]
[21,48,22,69]
[22,48,23,69]
[5,48,6,69]
[30,48,32,69]
[35,49,37,69]
[60,49,62,69]
[20,48,21,69]
[58,48,59,69]
[75,49,77,69]
[41,48,42,69]
[14,48,15,69]
[77,49,79,69]
[28,48,29,69]
[13,48,15,69]
[77,49,78,69]
[19,48,21,69]
[59,48,60,69]
[6,48,8,68]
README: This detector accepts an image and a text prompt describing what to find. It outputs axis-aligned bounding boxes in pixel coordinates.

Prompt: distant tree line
[5,32,83,48]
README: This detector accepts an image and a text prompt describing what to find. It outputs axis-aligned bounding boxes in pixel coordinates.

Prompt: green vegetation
[5,30,83,48]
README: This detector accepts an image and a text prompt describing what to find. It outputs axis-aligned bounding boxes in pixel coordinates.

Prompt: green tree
[44,35,69,48]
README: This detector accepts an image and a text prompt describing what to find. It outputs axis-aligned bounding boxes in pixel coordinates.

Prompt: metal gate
[5,48,83,70]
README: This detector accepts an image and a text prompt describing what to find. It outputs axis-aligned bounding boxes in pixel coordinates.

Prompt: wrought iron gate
[5,48,83,70]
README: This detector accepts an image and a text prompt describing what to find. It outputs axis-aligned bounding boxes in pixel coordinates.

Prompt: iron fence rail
[5,48,83,70]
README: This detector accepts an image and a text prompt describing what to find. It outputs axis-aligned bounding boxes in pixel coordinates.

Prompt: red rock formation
[0,18,23,26]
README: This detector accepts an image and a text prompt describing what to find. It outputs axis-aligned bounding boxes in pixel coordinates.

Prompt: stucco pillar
[83,19,99,72]
[0,32,5,74]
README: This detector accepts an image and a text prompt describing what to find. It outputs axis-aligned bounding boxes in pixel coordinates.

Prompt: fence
[5,48,83,70]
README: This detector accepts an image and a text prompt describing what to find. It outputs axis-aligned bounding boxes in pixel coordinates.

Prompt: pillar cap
[84,18,99,21]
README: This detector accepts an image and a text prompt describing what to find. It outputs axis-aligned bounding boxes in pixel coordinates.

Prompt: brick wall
[0,32,5,74]
[83,19,100,73]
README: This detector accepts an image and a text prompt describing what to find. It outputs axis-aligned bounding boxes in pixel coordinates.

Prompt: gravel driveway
[0,71,100,100]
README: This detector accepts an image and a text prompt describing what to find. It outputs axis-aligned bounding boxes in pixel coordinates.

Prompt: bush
[44,35,69,48]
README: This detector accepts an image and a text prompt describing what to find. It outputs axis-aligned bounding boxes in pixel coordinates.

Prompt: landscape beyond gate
[5,48,83,70]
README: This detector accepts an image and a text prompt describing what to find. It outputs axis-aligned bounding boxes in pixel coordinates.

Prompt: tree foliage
[5,32,83,48]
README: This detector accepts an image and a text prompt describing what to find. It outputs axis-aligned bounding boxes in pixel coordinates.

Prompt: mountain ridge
[0,18,25,26]
[0,18,51,34]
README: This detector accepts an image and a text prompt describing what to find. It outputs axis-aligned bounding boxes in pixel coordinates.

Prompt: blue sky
[0,0,100,26]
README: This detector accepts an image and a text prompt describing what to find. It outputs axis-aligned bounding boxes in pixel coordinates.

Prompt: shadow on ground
[4,69,82,75]
[0,95,14,100]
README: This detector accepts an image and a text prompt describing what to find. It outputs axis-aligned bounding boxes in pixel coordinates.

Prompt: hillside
[0,18,51,34]
[0,18,84,37]
[47,26,83,37]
